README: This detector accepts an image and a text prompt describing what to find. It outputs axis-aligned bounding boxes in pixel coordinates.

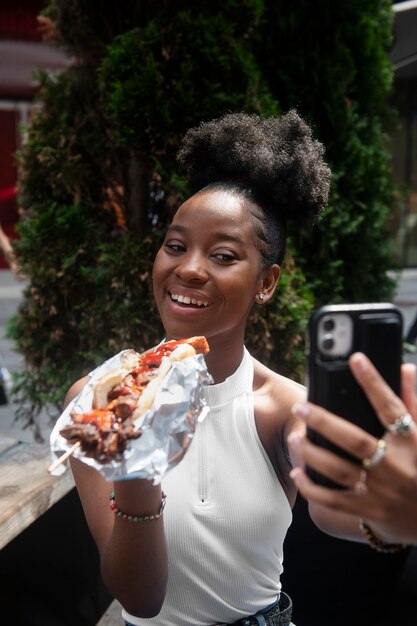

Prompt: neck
[203,336,245,384]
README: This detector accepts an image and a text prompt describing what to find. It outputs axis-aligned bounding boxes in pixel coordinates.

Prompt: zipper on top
[198,418,207,503]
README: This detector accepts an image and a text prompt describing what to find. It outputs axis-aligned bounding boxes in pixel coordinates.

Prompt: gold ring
[353,469,368,495]
[362,439,386,469]
[387,413,413,437]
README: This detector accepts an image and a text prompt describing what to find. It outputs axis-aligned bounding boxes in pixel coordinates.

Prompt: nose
[175,252,209,283]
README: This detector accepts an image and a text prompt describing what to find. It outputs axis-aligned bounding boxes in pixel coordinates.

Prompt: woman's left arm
[287,353,417,546]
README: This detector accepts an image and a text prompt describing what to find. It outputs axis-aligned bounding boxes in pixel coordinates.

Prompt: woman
[65,110,412,626]
[0,221,22,280]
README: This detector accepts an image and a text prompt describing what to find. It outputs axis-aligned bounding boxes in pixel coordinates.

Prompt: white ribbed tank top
[123,348,292,626]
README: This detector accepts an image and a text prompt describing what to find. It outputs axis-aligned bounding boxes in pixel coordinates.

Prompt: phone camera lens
[322,335,334,351]
[323,318,335,331]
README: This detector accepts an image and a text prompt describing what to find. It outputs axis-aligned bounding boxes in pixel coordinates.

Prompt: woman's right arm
[65,380,168,618]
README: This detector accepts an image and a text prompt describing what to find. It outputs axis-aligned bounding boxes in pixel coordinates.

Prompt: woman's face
[152,189,277,346]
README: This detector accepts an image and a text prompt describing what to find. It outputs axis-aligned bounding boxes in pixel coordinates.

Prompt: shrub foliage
[9,0,397,435]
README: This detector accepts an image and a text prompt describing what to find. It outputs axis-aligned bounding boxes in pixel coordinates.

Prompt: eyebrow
[166,225,245,245]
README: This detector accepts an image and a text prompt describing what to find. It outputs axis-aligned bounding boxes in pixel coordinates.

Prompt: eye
[164,240,185,253]
[212,251,237,263]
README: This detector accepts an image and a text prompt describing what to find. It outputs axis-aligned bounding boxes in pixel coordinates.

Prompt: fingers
[288,402,385,493]
[401,363,417,420]
[349,353,412,431]
[288,465,376,519]
[288,426,361,490]
[291,401,378,464]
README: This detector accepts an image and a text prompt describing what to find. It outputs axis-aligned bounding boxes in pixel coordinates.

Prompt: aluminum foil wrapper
[50,348,212,483]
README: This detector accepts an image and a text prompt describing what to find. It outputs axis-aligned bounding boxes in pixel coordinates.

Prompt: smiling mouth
[170,293,210,308]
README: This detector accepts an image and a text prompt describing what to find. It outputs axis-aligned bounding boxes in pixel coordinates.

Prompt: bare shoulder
[251,355,306,451]
[252,356,306,418]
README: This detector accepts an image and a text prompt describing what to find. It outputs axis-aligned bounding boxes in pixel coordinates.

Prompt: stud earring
[258,293,265,301]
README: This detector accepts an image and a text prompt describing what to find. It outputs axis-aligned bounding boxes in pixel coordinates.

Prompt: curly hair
[176,110,331,267]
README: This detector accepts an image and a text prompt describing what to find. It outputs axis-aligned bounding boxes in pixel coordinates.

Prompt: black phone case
[306,303,403,488]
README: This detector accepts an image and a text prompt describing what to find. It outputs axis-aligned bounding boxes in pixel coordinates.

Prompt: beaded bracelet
[359,519,409,554]
[110,490,167,523]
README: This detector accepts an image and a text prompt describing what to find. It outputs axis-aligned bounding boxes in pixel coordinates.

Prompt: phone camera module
[317,312,353,357]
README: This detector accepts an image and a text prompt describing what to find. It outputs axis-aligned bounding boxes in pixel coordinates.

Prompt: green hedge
[9,0,397,435]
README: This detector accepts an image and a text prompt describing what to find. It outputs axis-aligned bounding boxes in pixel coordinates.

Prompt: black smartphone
[305,303,403,488]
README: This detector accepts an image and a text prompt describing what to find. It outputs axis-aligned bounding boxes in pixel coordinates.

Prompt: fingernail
[350,352,368,374]
[289,467,303,486]
[292,402,311,419]
[287,431,302,448]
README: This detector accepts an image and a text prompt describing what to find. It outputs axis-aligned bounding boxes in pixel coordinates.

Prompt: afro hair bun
[177,110,331,225]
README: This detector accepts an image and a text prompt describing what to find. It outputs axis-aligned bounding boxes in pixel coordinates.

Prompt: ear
[255,264,280,304]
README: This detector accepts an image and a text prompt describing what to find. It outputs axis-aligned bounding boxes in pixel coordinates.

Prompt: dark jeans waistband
[125,591,293,626]
[216,591,293,626]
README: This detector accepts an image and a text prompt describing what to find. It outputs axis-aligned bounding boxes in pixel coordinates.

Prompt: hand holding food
[49,337,210,479]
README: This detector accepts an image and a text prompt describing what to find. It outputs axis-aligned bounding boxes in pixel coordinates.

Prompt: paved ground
[0,271,51,441]
[0,268,416,442]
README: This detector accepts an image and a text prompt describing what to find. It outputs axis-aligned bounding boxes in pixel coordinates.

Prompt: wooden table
[0,435,74,549]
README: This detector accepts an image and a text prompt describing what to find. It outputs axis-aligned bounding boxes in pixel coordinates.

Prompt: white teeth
[170,293,209,307]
